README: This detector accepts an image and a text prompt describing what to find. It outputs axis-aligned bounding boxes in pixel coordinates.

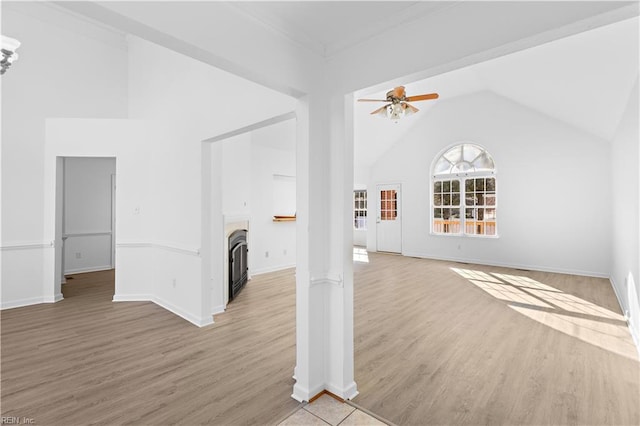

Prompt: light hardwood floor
[2,253,639,425]
[352,253,640,425]
[1,269,300,425]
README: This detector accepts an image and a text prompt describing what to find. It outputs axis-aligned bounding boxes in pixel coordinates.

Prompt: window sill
[429,232,500,239]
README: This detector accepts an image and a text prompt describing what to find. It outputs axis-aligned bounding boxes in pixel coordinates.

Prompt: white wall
[367,91,611,277]
[220,121,297,277]
[250,142,297,275]
[222,134,252,218]
[127,36,297,324]
[1,5,128,308]
[611,77,640,349]
[63,157,116,274]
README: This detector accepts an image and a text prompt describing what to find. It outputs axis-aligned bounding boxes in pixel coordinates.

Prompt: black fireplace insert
[228,229,248,302]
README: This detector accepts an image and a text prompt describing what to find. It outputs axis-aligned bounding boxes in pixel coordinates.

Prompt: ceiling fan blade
[405,93,439,102]
[358,98,388,102]
[370,104,390,116]
[402,102,419,114]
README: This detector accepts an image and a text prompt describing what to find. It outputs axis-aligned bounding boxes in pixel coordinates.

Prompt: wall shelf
[273,216,296,222]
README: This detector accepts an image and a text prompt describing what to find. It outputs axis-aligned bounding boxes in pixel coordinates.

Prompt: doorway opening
[56,157,116,300]
[202,111,298,316]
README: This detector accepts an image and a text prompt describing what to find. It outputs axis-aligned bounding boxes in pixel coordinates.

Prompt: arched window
[432,143,497,237]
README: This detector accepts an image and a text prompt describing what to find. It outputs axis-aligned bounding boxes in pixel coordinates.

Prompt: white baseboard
[291,382,325,403]
[113,293,213,328]
[326,381,359,401]
[153,295,213,328]
[65,265,113,275]
[113,294,152,302]
[610,277,640,358]
[211,304,225,316]
[1,294,63,310]
[402,251,609,278]
[47,293,64,303]
[251,263,296,276]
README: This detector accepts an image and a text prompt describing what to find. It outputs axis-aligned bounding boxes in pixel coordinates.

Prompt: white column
[292,94,326,401]
[292,86,357,401]
[200,141,219,324]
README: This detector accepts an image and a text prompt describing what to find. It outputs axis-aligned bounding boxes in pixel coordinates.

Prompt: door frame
[375,182,402,254]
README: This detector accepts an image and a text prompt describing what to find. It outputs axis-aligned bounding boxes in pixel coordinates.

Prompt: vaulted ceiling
[27,1,640,170]
[355,15,639,169]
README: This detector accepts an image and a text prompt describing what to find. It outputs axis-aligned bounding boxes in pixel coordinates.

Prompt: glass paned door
[377,184,401,253]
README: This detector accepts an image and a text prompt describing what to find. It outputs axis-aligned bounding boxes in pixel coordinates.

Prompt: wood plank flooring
[2,253,639,425]
[352,253,640,426]
[1,269,300,425]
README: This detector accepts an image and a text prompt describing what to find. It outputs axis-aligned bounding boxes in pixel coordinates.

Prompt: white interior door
[376,184,401,253]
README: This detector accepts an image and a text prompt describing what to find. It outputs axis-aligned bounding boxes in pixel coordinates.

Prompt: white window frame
[354,190,367,230]
[431,144,498,238]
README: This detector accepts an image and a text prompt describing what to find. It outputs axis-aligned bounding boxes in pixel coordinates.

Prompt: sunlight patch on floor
[452,267,638,360]
[353,247,369,263]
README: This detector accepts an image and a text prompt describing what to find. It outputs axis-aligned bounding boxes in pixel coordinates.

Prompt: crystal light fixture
[1,35,21,75]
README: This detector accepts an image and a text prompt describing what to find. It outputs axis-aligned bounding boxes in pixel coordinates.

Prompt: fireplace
[228,229,248,302]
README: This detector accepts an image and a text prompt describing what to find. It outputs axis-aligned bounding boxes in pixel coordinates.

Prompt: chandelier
[1,35,21,75]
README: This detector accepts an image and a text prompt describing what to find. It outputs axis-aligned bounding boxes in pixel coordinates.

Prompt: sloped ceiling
[355,16,639,170]
[41,1,637,169]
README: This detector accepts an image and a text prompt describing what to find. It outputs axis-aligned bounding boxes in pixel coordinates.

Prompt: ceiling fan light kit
[1,35,21,76]
[358,85,439,122]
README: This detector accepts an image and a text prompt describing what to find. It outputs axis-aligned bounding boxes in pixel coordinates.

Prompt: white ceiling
[355,16,639,169]
[229,1,455,57]
[39,1,638,168]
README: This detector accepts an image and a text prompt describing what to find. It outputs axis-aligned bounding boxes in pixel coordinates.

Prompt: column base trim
[291,382,325,403]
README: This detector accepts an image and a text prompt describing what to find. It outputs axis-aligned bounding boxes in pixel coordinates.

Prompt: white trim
[64,231,112,238]
[609,277,640,358]
[112,294,151,302]
[205,111,296,143]
[223,214,251,225]
[291,382,325,403]
[116,242,200,257]
[1,241,54,251]
[113,294,214,328]
[115,242,152,249]
[1,293,63,310]
[64,265,113,275]
[153,243,200,257]
[251,263,296,276]
[211,304,225,316]
[153,295,213,328]
[48,293,64,303]
[325,381,359,401]
[429,232,500,239]
[402,251,609,279]
[310,274,343,288]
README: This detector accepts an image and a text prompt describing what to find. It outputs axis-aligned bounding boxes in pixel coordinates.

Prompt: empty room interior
[1,1,639,425]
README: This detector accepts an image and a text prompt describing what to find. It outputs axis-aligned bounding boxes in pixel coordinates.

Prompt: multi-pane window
[354,190,367,230]
[432,143,497,237]
[465,177,496,236]
[380,189,398,221]
[433,179,461,233]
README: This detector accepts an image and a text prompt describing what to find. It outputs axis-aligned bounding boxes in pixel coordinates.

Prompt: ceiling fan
[358,86,439,121]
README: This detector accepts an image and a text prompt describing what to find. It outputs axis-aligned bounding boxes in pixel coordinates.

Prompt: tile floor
[278,394,389,426]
